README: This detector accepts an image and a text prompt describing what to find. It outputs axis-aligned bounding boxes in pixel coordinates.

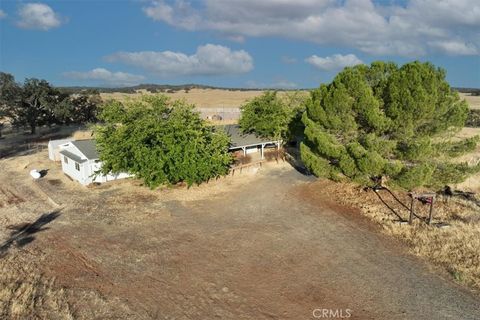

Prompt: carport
[220,124,281,159]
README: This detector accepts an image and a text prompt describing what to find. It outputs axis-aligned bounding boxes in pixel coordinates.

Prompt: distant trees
[53,90,101,125]
[0,72,101,134]
[0,73,21,138]
[301,61,478,189]
[94,95,233,188]
[239,91,306,141]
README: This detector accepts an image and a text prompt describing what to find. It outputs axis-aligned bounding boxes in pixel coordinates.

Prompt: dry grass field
[100,89,478,109]
[460,92,480,110]
[100,88,268,108]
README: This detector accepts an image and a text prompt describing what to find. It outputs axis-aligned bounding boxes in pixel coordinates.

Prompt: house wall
[60,155,90,185]
[61,156,132,186]
[90,161,133,184]
[48,139,72,161]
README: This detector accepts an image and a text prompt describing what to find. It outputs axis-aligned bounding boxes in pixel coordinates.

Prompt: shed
[48,138,73,161]
[219,124,281,159]
[59,140,132,186]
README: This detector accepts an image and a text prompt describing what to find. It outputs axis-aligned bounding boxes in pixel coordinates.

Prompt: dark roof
[59,149,88,164]
[71,140,99,160]
[219,125,278,149]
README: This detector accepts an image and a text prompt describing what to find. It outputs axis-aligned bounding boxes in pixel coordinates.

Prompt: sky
[0,0,479,89]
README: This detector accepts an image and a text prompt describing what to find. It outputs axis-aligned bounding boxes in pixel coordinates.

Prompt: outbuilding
[59,140,132,186]
[221,124,281,159]
[48,138,73,161]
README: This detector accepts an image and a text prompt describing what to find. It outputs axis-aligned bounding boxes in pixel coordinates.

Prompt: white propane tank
[30,169,41,179]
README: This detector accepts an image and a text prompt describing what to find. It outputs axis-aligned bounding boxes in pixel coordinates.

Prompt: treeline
[58,84,307,95]
[0,72,101,136]
[454,87,480,96]
[58,84,218,94]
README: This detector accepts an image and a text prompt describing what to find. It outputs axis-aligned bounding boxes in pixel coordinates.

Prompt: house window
[64,156,68,164]
[75,162,80,171]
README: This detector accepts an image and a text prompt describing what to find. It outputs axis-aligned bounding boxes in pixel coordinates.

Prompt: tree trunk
[30,124,36,134]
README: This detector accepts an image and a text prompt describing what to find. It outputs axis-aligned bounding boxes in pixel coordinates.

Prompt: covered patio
[220,124,281,160]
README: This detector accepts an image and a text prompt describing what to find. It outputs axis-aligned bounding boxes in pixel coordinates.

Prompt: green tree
[0,72,21,138]
[53,90,101,124]
[10,78,65,134]
[301,61,475,189]
[94,95,233,188]
[239,91,305,141]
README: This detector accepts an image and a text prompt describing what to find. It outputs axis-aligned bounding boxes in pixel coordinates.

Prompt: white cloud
[142,0,480,56]
[105,44,253,76]
[17,3,62,30]
[428,40,478,56]
[63,68,145,86]
[0,10,7,19]
[306,54,363,71]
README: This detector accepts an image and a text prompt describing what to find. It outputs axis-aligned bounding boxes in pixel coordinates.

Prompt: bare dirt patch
[1,150,479,319]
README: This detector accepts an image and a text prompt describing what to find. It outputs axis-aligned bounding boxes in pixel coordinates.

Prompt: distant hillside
[454,87,480,96]
[59,84,478,96]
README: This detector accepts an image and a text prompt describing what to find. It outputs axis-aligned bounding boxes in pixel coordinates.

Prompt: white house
[48,138,73,161]
[59,140,132,186]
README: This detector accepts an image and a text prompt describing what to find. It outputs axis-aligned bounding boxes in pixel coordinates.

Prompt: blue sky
[0,0,479,89]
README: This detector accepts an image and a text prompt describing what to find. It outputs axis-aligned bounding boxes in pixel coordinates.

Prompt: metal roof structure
[71,140,100,160]
[59,149,88,163]
[219,124,279,149]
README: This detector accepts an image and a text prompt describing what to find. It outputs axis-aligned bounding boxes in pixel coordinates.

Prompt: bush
[465,110,480,127]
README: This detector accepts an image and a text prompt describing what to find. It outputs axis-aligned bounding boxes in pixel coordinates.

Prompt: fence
[197,107,241,121]
[0,142,47,158]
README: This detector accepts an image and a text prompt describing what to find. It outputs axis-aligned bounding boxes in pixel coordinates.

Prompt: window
[64,156,68,164]
[75,162,80,171]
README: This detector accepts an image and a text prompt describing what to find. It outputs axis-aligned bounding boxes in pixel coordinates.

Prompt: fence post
[428,197,434,225]
[409,194,415,225]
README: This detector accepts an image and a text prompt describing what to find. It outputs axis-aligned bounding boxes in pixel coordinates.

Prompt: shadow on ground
[0,210,62,257]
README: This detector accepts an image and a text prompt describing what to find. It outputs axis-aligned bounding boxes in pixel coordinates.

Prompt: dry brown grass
[460,92,480,110]
[320,180,480,291]
[0,250,73,319]
[100,88,303,108]
[71,129,93,140]
[100,88,267,108]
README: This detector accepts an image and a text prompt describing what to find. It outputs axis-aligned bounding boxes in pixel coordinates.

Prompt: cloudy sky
[0,0,479,88]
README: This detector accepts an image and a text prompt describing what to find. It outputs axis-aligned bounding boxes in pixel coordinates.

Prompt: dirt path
[1,161,479,319]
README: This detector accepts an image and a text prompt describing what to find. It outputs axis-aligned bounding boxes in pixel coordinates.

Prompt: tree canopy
[301,61,477,189]
[94,95,233,188]
[239,91,305,141]
[0,72,101,134]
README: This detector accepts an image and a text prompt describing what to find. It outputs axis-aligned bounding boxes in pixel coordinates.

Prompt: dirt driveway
[0,156,479,319]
